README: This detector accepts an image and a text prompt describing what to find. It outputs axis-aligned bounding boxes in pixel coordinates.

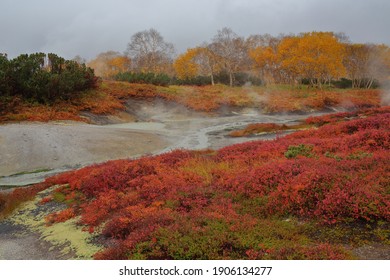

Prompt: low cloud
[1,0,389,60]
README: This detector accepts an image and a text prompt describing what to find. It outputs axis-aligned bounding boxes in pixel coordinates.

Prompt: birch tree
[126,28,175,74]
[210,28,248,86]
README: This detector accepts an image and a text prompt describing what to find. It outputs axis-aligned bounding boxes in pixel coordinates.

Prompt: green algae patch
[8,186,102,259]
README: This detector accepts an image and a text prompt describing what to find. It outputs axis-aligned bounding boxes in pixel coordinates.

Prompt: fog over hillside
[1,0,390,59]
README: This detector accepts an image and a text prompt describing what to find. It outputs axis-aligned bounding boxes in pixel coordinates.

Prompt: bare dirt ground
[0,221,73,260]
[0,121,169,185]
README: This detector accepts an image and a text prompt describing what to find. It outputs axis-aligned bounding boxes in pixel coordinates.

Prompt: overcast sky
[1,0,389,60]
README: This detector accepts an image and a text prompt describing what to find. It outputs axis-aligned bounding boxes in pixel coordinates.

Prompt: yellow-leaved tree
[249,46,279,85]
[277,32,346,87]
[173,47,222,85]
[248,34,282,85]
[88,51,131,79]
[173,48,199,80]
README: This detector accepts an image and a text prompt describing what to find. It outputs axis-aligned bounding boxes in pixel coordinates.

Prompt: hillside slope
[0,81,382,123]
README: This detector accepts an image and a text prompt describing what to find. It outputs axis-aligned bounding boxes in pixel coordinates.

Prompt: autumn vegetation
[1,28,389,123]
[1,28,389,260]
[0,80,382,123]
[86,28,390,89]
[2,106,385,259]
[0,52,100,121]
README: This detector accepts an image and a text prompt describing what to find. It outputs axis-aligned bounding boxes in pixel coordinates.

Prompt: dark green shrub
[0,52,98,104]
[114,72,170,86]
[0,53,12,97]
[332,78,352,89]
[171,76,212,86]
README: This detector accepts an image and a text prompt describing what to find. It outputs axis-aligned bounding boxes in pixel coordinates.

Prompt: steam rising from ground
[380,87,390,105]
[243,81,270,110]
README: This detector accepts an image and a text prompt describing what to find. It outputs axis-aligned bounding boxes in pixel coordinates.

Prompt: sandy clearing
[0,121,170,178]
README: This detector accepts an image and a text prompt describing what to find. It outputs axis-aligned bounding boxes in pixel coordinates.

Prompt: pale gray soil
[0,121,169,185]
[0,221,73,260]
[0,100,325,186]
[352,244,390,260]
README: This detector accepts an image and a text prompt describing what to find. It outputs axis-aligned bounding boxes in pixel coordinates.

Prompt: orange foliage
[173,47,221,83]
[3,107,388,259]
[87,51,130,79]
[45,208,76,224]
[173,48,199,79]
[0,80,383,124]
[229,123,290,137]
[264,89,380,113]
[282,32,346,86]
[249,45,279,84]
[2,104,84,123]
[0,182,52,219]
[249,32,347,87]
[38,107,390,260]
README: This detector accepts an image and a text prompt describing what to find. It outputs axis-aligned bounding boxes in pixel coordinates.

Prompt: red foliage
[45,208,76,224]
[0,182,52,218]
[305,106,390,126]
[39,195,53,205]
[41,106,390,259]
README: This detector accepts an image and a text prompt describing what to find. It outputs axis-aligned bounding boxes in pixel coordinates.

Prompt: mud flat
[0,100,331,186]
[0,121,170,186]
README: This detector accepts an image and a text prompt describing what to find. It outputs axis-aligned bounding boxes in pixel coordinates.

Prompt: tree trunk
[210,73,215,86]
[310,78,315,88]
[366,77,374,89]
[229,71,233,87]
[357,78,362,88]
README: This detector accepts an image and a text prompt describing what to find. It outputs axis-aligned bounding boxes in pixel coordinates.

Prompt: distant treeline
[113,71,263,87]
[87,29,390,89]
[113,71,378,88]
[0,53,98,104]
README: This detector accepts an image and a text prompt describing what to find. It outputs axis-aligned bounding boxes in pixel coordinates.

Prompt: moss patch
[8,186,102,259]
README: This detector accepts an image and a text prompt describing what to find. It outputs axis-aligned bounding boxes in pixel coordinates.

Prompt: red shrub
[45,208,76,224]
[33,106,390,259]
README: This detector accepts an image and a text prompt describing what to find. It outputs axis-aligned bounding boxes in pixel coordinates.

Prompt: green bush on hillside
[114,70,263,87]
[171,75,212,86]
[0,53,99,104]
[114,72,171,86]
